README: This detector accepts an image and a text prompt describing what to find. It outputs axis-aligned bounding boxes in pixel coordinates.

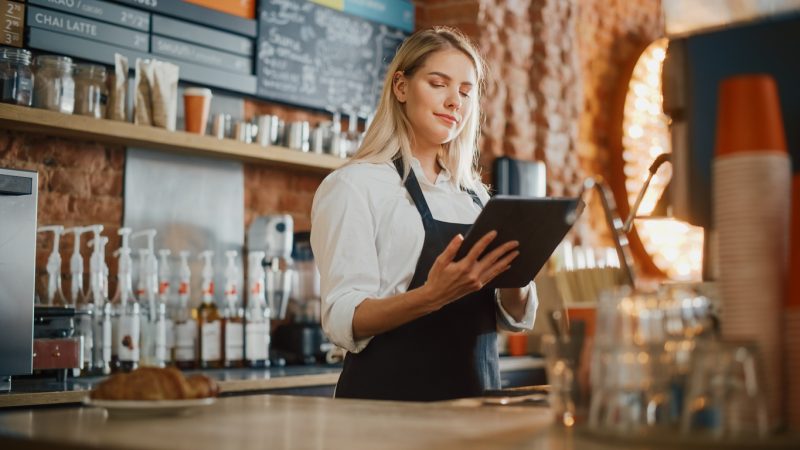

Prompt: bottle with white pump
[113,227,140,371]
[37,225,66,306]
[64,226,93,371]
[197,250,222,369]
[63,227,91,305]
[173,251,197,369]
[222,250,244,368]
[158,249,175,365]
[245,251,270,368]
[130,229,166,368]
[87,226,113,374]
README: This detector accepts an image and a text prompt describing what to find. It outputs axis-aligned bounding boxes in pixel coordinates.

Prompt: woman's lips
[434,113,458,125]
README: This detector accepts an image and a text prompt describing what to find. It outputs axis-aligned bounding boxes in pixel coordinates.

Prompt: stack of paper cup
[712,74,790,429]
[787,175,800,430]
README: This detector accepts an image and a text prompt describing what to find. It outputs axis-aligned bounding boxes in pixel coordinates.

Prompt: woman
[310,27,538,401]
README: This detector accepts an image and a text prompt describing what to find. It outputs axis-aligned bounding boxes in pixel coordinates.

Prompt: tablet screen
[454,196,582,288]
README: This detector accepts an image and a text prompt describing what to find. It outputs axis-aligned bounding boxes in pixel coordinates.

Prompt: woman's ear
[392,71,408,103]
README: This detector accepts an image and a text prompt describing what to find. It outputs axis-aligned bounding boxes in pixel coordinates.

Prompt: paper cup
[184,87,213,134]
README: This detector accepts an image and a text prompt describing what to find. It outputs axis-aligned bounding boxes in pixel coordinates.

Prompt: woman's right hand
[421,231,519,309]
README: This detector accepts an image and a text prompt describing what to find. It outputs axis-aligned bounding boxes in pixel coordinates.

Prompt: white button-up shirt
[310,158,538,353]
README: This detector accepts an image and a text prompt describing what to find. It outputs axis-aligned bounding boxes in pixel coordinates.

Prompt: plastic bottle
[63,226,91,305]
[131,229,167,368]
[37,225,66,306]
[87,226,112,374]
[113,227,140,371]
[197,250,222,369]
[173,251,197,369]
[64,226,93,371]
[158,248,175,364]
[245,251,270,368]
[222,250,244,368]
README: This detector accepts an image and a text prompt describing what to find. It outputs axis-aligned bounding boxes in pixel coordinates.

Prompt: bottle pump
[37,225,66,306]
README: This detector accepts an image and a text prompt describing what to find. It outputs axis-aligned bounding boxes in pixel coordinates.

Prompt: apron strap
[393,158,439,235]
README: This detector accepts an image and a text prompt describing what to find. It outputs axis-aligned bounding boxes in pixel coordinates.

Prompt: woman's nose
[446,90,462,111]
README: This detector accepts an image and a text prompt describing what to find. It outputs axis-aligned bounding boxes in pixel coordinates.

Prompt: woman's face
[393,49,477,149]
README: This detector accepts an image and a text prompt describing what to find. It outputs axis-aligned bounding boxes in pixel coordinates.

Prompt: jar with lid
[33,55,75,114]
[0,46,33,106]
[74,63,108,119]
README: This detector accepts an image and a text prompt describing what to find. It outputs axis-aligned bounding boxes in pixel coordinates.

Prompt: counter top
[0,394,606,450]
[2,387,796,449]
[0,357,545,409]
[0,365,342,409]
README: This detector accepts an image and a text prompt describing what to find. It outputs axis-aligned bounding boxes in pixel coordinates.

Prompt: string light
[622,38,704,281]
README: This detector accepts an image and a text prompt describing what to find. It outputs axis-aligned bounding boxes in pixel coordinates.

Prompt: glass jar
[33,55,75,114]
[0,46,33,106]
[74,63,108,119]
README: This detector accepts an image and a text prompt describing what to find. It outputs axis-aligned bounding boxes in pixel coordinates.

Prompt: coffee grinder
[273,232,332,365]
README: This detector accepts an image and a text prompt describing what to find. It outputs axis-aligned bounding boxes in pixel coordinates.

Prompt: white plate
[82,397,216,418]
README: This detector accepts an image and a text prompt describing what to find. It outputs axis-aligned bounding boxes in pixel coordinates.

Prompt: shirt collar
[409,156,452,186]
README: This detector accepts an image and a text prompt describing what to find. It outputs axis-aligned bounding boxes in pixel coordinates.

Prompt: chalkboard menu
[256,0,407,112]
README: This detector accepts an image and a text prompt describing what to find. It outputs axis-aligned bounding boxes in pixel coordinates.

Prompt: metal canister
[286,121,310,152]
[212,113,231,139]
[234,121,254,143]
[255,115,283,147]
[310,125,327,154]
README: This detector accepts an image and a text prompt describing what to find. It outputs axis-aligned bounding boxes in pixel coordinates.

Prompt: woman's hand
[421,231,519,310]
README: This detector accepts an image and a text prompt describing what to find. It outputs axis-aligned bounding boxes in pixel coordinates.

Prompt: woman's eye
[460,91,471,98]
[430,82,445,88]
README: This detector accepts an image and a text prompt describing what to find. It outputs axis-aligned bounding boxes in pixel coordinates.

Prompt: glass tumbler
[542,334,585,426]
[681,340,770,439]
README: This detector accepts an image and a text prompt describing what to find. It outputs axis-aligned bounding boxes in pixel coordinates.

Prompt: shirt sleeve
[310,173,379,353]
[495,283,538,331]
[473,184,538,331]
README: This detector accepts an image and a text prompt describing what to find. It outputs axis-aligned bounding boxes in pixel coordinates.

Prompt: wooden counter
[0,372,340,409]
[0,357,546,409]
[1,393,796,449]
[0,394,611,450]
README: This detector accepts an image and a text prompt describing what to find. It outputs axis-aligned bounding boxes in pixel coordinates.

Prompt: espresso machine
[1,168,37,390]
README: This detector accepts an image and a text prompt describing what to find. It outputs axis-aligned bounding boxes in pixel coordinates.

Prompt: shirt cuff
[495,282,538,331]
[323,292,374,354]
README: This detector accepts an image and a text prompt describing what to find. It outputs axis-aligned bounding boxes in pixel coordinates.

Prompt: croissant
[91,367,218,400]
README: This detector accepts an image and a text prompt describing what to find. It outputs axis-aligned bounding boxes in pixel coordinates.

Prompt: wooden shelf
[0,104,345,173]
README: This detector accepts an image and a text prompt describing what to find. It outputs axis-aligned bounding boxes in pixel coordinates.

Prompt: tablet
[454,196,583,288]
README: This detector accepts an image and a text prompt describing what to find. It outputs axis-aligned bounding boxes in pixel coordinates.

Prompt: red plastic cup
[715,74,787,156]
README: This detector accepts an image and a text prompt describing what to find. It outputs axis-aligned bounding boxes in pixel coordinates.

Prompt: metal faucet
[576,153,673,288]
[576,176,636,287]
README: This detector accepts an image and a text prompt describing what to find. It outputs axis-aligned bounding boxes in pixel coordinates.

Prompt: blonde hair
[349,26,487,192]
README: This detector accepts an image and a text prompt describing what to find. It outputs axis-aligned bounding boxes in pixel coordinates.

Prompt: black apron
[335,158,500,401]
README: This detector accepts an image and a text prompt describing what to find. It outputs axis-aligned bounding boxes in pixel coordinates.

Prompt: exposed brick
[289,173,325,194]
[50,167,91,197]
[69,196,123,224]
[89,170,123,197]
[293,215,311,232]
[277,191,314,214]
[424,2,480,24]
[39,191,72,222]
[247,186,281,215]
[106,147,126,169]
[56,141,108,172]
